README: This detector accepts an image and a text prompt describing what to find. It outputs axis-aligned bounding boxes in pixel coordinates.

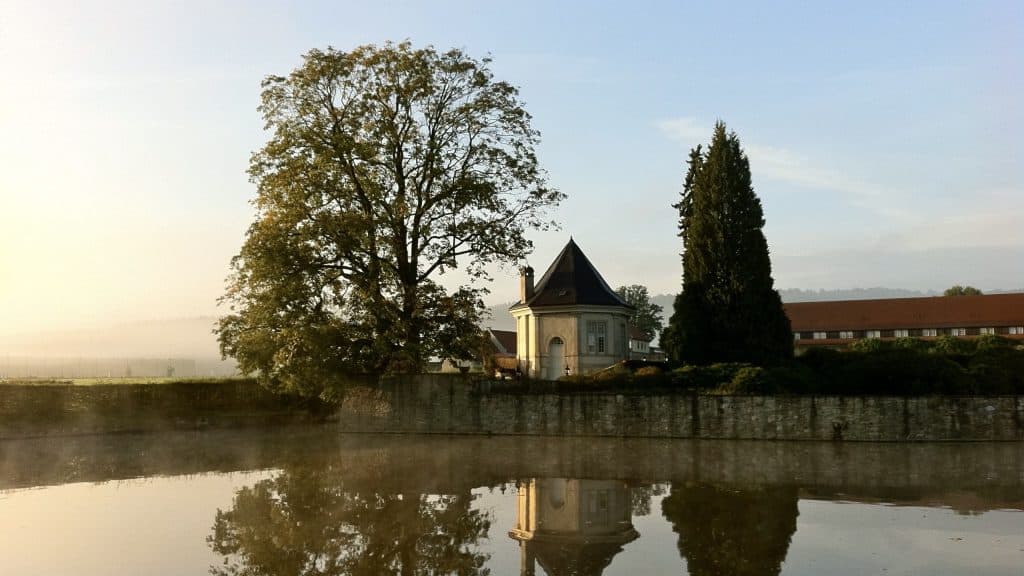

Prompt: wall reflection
[509,478,638,576]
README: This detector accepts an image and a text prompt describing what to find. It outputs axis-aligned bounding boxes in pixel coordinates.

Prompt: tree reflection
[661,483,798,576]
[208,467,491,576]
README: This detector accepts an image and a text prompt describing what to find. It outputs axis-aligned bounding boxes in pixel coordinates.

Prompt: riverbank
[3,375,1022,441]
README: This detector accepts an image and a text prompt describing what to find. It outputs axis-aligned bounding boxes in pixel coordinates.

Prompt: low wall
[3,376,1022,441]
[0,380,322,439]
[338,375,1024,441]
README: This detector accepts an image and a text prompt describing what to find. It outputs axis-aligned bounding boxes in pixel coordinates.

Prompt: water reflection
[208,468,491,575]
[509,478,638,576]
[662,484,798,576]
[207,472,804,576]
[1,431,1021,575]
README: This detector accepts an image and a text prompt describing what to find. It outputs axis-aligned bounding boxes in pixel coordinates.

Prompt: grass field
[0,376,251,386]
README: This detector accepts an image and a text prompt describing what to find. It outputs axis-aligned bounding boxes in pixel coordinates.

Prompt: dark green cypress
[663,121,792,366]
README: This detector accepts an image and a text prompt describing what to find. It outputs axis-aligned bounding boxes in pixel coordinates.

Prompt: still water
[1,428,1022,575]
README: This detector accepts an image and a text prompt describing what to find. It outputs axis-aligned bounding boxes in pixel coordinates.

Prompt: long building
[784,293,1024,348]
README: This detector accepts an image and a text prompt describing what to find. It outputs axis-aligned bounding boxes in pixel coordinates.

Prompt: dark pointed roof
[512,239,633,310]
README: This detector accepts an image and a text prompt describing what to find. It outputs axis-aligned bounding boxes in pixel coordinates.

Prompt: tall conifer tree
[662,122,792,365]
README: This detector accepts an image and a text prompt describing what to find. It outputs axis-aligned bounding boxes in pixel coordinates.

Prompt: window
[866,330,881,339]
[587,321,607,354]
[1010,327,1024,335]
[839,331,854,339]
[922,329,938,337]
[980,327,995,335]
[894,329,909,338]
[618,323,627,356]
[813,332,827,340]
[949,328,966,337]
[793,332,801,341]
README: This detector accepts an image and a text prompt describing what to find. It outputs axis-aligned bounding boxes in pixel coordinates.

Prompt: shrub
[634,366,664,377]
[764,364,819,395]
[849,338,887,353]
[717,366,770,394]
[670,363,749,390]
[892,337,931,352]
[931,335,974,356]
[974,334,1014,351]
[968,347,1024,394]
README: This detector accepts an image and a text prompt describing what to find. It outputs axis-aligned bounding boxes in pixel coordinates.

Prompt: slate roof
[784,293,1024,331]
[511,239,633,310]
[488,329,517,355]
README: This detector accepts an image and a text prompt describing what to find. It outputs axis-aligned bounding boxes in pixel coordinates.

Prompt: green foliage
[615,284,664,341]
[931,335,975,356]
[634,365,665,378]
[670,363,748,390]
[218,42,563,393]
[891,337,931,351]
[944,285,983,296]
[515,340,1024,396]
[664,122,792,367]
[974,334,1014,351]
[849,337,886,353]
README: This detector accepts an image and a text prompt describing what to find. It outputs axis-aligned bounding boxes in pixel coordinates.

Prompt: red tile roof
[784,293,1024,331]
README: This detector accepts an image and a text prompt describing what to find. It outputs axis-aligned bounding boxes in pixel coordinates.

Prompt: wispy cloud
[657,116,883,199]
[656,117,708,145]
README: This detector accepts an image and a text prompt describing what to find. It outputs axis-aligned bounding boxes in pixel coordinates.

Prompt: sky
[1,0,1022,337]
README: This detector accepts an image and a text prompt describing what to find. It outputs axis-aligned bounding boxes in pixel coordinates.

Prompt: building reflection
[509,478,638,576]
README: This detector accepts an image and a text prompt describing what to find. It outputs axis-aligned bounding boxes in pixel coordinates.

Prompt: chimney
[519,266,535,302]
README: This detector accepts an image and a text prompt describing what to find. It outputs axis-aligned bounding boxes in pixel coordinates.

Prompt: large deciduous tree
[218,42,563,392]
[661,122,792,366]
[615,285,664,342]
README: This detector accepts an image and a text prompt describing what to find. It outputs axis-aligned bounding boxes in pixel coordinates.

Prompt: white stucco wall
[513,305,630,379]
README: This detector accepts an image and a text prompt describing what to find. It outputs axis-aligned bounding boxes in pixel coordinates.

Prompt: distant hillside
[778,287,935,302]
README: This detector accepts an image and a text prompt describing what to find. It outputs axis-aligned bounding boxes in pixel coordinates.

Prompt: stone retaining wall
[338,375,1024,441]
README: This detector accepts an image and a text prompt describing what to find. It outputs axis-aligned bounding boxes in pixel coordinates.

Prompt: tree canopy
[944,285,983,296]
[615,285,664,342]
[661,122,792,366]
[218,42,563,393]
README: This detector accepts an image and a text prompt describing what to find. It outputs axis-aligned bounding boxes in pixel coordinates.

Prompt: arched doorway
[547,337,565,381]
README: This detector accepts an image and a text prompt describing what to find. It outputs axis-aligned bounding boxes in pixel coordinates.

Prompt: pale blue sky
[1,0,1021,334]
